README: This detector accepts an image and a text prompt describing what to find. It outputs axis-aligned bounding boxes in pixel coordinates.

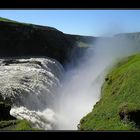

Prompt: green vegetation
[0,119,36,130]
[0,17,32,25]
[0,17,19,23]
[0,120,17,129]
[14,120,35,131]
[80,53,140,130]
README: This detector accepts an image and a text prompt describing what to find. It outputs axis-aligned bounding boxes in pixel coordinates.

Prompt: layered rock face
[0,20,97,66]
[0,21,74,65]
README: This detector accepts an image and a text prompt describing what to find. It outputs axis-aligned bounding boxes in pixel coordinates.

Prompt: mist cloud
[54,35,140,130]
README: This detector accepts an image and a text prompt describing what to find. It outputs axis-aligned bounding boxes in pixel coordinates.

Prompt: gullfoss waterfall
[5,58,64,130]
[3,37,140,130]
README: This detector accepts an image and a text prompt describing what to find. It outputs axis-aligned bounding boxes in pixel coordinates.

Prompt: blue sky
[0,10,140,36]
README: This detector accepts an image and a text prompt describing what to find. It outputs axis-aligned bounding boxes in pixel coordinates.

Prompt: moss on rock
[0,119,35,130]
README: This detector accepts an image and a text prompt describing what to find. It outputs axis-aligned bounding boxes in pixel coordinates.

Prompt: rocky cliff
[0,20,71,65]
[0,17,96,66]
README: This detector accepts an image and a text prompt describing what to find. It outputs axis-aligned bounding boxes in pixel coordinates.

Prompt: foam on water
[0,57,63,130]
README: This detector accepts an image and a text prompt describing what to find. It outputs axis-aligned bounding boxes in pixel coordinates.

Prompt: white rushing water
[0,58,63,130]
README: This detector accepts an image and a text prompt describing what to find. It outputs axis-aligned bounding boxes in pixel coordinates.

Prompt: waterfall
[0,36,140,130]
[0,57,64,130]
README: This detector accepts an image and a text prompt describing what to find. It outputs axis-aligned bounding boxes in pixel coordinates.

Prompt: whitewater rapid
[0,58,64,130]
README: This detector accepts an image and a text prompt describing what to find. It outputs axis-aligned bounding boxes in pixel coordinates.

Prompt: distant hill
[0,17,19,23]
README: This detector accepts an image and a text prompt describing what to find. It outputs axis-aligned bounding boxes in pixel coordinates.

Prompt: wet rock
[0,102,16,120]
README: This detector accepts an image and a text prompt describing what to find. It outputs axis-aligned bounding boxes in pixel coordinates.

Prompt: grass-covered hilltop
[80,54,140,130]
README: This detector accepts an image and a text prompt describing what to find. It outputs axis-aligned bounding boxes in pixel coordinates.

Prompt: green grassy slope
[0,17,18,23]
[80,53,140,130]
[0,17,31,25]
[0,119,35,130]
